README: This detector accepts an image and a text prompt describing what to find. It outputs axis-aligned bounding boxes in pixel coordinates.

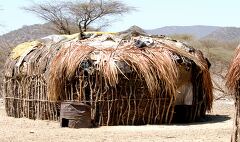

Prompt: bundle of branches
[226,46,240,142]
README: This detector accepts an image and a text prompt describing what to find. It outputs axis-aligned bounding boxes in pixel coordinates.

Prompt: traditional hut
[226,46,240,142]
[3,32,213,127]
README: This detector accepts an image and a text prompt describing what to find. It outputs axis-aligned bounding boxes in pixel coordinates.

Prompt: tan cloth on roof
[11,41,42,59]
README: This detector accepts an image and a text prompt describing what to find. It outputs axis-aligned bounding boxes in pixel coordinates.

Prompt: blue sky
[0,0,239,34]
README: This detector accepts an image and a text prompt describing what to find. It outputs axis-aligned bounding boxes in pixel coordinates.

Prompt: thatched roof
[4,32,213,111]
[3,32,214,125]
[226,45,240,92]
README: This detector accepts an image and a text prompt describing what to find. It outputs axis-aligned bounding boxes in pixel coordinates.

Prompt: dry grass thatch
[194,50,213,111]
[48,44,178,101]
[226,46,240,91]
[226,45,240,142]
[3,33,213,125]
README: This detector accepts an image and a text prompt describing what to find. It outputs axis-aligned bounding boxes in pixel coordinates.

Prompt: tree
[23,0,135,36]
[67,0,134,38]
[23,1,73,34]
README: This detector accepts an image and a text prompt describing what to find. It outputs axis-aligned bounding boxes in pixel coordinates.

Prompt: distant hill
[120,25,146,34]
[0,23,58,78]
[0,23,57,48]
[145,25,220,38]
[202,27,240,41]
[1,24,240,50]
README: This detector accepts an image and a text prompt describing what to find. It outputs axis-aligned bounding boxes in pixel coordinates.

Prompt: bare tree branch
[68,0,134,34]
[23,0,135,37]
[23,1,73,34]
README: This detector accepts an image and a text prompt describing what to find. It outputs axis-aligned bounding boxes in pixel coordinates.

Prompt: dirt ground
[0,98,235,142]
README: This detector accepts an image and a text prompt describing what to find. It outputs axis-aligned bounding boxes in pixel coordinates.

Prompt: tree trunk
[83,22,87,32]
[78,22,83,39]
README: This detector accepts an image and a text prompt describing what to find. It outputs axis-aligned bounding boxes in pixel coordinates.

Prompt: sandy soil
[0,98,235,142]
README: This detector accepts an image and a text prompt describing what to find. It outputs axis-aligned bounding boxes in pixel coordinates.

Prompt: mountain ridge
[0,24,240,49]
[146,25,221,38]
